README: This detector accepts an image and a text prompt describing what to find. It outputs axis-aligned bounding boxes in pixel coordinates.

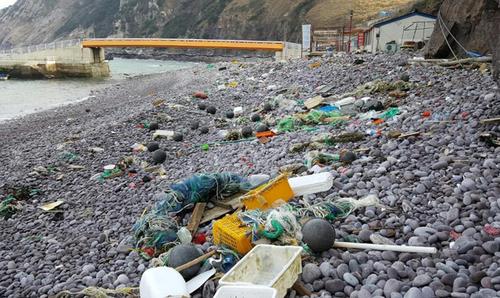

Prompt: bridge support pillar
[91,47,105,63]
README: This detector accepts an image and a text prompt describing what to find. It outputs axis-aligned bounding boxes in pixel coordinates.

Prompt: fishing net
[134,173,253,256]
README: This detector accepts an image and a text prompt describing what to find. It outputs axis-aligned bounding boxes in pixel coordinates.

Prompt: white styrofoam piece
[288,172,334,196]
[140,267,189,298]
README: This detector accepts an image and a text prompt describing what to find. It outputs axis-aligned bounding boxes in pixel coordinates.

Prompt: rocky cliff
[0,0,434,48]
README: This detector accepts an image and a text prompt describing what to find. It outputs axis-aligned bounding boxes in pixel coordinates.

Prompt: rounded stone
[152,150,167,164]
[302,218,336,253]
[400,73,410,82]
[340,151,357,164]
[149,122,159,131]
[263,103,273,112]
[200,127,209,134]
[147,142,160,152]
[206,106,217,114]
[256,124,269,133]
[190,121,200,130]
[302,263,321,283]
[167,244,203,280]
[198,103,207,110]
[325,279,345,294]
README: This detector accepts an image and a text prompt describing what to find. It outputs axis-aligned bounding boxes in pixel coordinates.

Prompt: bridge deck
[82,38,284,51]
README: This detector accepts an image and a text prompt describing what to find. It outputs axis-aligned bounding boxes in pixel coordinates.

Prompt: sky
[0,0,17,9]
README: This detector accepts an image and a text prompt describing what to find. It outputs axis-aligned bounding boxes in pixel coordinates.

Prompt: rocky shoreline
[0,53,499,298]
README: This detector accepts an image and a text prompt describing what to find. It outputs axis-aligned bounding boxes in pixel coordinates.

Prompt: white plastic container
[214,285,277,298]
[140,267,189,298]
[219,245,303,298]
[288,172,334,196]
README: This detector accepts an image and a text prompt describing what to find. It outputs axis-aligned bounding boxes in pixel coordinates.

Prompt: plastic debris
[40,200,64,211]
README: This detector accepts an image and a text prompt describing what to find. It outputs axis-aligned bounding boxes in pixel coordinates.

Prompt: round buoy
[302,218,336,253]
[152,150,167,164]
[340,151,357,164]
[200,127,209,134]
[256,124,269,133]
[263,103,273,112]
[226,111,235,119]
[167,244,203,280]
[190,121,200,130]
[241,126,253,138]
[251,114,261,122]
[173,132,183,142]
[198,103,207,110]
[142,175,152,183]
[147,142,160,152]
[206,106,217,114]
[149,122,159,131]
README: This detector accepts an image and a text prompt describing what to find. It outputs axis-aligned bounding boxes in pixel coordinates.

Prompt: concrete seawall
[0,46,110,78]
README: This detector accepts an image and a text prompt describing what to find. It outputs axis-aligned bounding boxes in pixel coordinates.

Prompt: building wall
[365,15,436,54]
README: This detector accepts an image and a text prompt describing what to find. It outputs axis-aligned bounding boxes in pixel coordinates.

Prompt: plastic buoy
[190,121,200,130]
[149,122,159,131]
[167,244,203,280]
[302,218,335,253]
[340,151,357,164]
[200,127,209,134]
[152,150,167,164]
[198,103,207,110]
[147,142,160,152]
[251,114,261,122]
[241,126,253,138]
[263,103,273,112]
[226,111,235,119]
[207,106,217,114]
[256,124,269,133]
[173,133,184,142]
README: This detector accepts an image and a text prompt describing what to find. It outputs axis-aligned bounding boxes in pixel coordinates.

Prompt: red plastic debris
[193,91,208,99]
[484,224,500,236]
[143,247,155,257]
[461,112,469,119]
[193,233,207,245]
[422,111,431,118]
[372,118,384,125]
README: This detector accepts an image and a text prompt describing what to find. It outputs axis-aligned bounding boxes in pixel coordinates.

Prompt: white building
[363,11,436,54]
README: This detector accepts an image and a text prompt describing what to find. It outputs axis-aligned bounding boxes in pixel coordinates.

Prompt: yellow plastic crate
[213,213,253,255]
[240,173,294,210]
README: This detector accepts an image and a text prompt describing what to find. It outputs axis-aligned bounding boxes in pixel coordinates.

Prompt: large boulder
[424,0,500,62]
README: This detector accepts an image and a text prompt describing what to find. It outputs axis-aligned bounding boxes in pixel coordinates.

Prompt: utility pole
[347,10,353,53]
[341,26,344,52]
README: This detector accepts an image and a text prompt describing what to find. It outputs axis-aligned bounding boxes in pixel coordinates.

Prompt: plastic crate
[240,173,293,210]
[219,245,303,298]
[214,286,277,298]
[213,213,253,255]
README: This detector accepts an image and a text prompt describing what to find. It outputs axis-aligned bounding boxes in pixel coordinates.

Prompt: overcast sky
[0,0,17,9]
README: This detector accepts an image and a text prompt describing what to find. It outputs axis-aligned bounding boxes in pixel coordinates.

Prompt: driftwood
[408,56,492,66]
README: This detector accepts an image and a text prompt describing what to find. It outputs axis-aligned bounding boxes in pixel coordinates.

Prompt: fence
[0,39,82,55]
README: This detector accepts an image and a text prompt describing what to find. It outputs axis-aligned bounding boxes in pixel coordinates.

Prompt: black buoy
[149,122,159,131]
[206,106,217,115]
[226,111,235,119]
[340,151,357,164]
[142,175,152,183]
[400,73,410,82]
[241,126,253,138]
[353,59,365,65]
[256,124,269,133]
[302,218,336,253]
[198,103,207,110]
[190,121,200,130]
[251,114,261,122]
[167,244,203,280]
[173,132,183,142]
[152,150,167,164]
[147,142,160,152]
[200,127,209,134]
[263,103,273,112]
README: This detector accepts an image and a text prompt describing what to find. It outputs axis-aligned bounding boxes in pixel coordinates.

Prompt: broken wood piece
[187,203,207,236]
[398,131,421,139]
[480,117,500,125]
[438,56,492,67]
[200,195,243,224]
[304,95,324,109]
[211,201,233,210]
[333,241,437,254]
[323,116,350,123]
[175,250,216,272]
[292,281,312,296]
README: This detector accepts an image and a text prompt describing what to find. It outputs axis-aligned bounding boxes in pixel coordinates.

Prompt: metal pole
[341,26,345,52]
[348,10,353,53]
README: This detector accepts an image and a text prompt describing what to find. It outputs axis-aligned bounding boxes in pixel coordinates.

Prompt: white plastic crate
[288,172,333,196]
[219,245,303,298]
[214,286,277,298]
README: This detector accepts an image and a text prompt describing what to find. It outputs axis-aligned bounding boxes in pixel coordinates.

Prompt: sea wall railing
[0,39,82,55]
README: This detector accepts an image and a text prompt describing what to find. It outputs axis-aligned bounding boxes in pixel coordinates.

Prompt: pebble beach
[0,53,499,298]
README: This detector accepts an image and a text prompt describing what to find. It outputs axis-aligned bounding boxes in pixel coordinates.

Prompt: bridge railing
[0,39,82,55]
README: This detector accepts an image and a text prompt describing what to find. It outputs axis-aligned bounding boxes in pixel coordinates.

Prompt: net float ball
[226,111,235,119]
[149,122,159,131]
[241,126,253,138]
[152,150,167,164]
[251,114,261,122]
[263,103,273,112]
[198,103,207,110]
[206,106,217,115]
[167,244,203,280]
[190,121,200,130]
[302,218,336,253]
[256,123,269,133]
[173,132,183,142]
[147,142,160,152]
[340,151,357,164]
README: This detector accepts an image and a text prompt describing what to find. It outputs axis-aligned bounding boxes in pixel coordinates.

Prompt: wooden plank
[292,281,312,296]
[175,250,216,272]
[480,117,500,125]
[200,196,242,224]
[187,203,207,235]
[398,131,421,139]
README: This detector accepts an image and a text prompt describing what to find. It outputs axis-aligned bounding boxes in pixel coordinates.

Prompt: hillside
[0,0,439,48]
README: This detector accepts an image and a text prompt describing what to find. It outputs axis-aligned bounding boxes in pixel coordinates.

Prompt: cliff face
[424,0,500,59]
[0,0,427,48]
